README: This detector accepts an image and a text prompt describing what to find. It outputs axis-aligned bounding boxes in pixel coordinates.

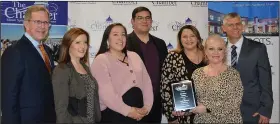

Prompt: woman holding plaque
[161,25,206,124]
[90,23,154,123]
[191,34,243,123]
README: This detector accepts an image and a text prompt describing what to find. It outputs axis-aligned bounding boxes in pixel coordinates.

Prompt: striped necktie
[39,44,51,73]
[231,45,237,68]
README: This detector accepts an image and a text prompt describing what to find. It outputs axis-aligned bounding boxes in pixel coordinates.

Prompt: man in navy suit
[222,12,273,123]
[1,5,56,124]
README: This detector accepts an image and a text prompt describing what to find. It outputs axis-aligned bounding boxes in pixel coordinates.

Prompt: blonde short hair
[204,34,227,64]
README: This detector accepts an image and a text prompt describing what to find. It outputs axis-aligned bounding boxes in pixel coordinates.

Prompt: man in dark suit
[1,5,56,124]
[127,6,168,123]
[222,12,273,123]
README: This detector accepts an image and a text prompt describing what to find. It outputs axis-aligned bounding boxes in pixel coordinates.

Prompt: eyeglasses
[135,16,152,22]
[28,20,51,26]
[225,22,243,28]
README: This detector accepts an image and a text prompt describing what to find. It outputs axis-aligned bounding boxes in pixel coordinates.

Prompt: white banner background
[68,2,278,123]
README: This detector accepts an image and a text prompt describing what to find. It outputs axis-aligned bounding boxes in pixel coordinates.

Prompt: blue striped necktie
[231,45,237,68]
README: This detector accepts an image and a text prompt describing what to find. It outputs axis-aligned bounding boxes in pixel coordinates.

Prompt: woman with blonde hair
[191,34,243,123]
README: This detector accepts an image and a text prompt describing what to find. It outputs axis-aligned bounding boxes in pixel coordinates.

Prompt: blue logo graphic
[167,42,174,50]
[1,1,67,25]
[90,16,114,31]
[168,17,197,31]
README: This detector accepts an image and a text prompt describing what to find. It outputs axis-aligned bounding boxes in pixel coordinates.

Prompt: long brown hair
[58,28,90,64]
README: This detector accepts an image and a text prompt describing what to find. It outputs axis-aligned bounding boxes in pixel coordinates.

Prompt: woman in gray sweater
[52,28,101,123]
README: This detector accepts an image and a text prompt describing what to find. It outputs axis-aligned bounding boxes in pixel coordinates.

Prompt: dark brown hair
[132,6,152,20]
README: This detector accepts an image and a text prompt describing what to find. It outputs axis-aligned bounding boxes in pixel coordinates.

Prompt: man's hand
[127,107,144,121]
[252,112,270,124]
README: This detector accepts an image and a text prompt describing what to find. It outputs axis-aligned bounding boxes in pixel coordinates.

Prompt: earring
[107,41,109,49]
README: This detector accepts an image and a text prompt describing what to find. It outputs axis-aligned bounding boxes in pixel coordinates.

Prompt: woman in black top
[161,25,206,124]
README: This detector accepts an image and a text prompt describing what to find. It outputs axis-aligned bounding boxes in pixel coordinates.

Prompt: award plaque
[171,80,196,111]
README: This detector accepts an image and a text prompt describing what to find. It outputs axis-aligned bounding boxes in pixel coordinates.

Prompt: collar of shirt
[25,32,44,59]
[25,32,42,48]
[227,36,243,50]
[226,36,244,66]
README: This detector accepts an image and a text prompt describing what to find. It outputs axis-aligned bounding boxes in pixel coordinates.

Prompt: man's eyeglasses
[28,20,51,26]
[135,16,152,22]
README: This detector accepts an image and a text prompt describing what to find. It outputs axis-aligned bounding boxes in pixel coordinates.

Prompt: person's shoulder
[192,66,204,78]
[94,53,108,60]
[151,34,165,43]
[1,40,22,57]
[127,32,134,37]
[227,66,240,76]
[245,37,265,46]
[169,51,180,55]
[54,63,70,71]
[166,51,181,58]
[127,51,141,59]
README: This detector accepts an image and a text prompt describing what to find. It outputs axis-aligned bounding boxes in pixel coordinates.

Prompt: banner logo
[1,1,67,25]
[150,20,159,31]
[167,42,174,51]
[168,17,197,31]
[89,16,114,31]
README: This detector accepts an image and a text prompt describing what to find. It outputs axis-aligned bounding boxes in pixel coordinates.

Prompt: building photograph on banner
[208,1,279,123]
[1,1,68,63]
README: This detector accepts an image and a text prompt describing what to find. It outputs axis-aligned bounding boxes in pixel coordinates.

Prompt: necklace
[109,51,129,66]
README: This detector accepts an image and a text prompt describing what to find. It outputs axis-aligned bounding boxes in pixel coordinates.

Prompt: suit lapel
[128,31,145,61]
[21,35,47,66]
[237,37,250,71]
[21,35,54,73]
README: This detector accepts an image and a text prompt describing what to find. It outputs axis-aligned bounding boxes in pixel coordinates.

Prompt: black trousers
[100,87,143,123]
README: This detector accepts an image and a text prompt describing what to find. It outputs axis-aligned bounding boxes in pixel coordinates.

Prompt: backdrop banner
[68,1,208,63]
[208,2,279,123]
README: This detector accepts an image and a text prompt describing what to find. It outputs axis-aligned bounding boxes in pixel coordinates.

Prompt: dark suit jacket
[127,31,168,83]
[1,35,56,124]
[236,37,273,122]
